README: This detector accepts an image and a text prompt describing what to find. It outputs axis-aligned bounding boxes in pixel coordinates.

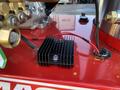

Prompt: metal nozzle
[0,27,21,48]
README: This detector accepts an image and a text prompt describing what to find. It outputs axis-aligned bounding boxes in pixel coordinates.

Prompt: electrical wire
[20,0,100,55]
[21,32,99,53]
[21,35,37,49]
[55,32,100,53]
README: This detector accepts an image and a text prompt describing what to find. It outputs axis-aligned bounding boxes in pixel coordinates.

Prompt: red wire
[54,32,100,53]
[29,32,99,53]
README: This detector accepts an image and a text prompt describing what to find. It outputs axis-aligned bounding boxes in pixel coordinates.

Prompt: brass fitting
[18,2,26,10]
[9,2,19,13]
[16,8,27,23]
[105,10,120,24]
[0,27,21,48]
[9,2,30,24]
[9,0,23,2]
[0,2,20,27]
[6,11,20,27]
[0,2,10,16]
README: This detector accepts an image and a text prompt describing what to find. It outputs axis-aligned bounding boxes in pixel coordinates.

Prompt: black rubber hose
[21,35,36,49]
[45,2,59,16]
[95,0,100,49]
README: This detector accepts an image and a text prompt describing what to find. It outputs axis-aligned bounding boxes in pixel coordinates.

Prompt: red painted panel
[0,15,120,89]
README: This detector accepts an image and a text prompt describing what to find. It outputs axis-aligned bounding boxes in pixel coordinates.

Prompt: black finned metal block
[37,37,74,68]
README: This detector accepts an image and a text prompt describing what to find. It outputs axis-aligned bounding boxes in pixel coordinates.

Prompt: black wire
[95,0,100,49]
[21,35,36,49]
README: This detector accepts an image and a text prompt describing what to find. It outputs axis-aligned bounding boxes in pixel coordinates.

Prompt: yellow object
[9,0,23,2]
[0,27,21,48]
[0,2,10,16]
[9,2,19,13]
[18,2,26,10]
[105,11,120,24]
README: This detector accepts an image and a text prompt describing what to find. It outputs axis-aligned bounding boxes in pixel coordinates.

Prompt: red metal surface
[0,15,120,89]
[100,30,120,52]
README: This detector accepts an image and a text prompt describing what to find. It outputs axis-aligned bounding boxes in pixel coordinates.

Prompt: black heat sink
[37,37,74,67]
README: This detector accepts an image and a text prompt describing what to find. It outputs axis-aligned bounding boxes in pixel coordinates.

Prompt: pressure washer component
[79,13,89,25]
[0,28,21,48]
[17,7,28,23]
[0,2,10,16]
[38,37,74,68]
[7,10,20,26]
[105,10,120,24]
[94,48,111,60]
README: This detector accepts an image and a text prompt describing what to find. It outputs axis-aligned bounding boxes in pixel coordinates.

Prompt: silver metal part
[27,2,46,16]
[8,14,19,26]
[53,54,59,62]
[9,31,19,44]
[17,11,28,23]
[19,1,48,29]
[19,15,50,29]
[24,9,32,18]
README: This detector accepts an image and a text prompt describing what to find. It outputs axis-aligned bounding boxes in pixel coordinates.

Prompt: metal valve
[7,10,20,26]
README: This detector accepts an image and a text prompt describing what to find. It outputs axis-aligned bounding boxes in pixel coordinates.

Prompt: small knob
[79,13,89,25]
